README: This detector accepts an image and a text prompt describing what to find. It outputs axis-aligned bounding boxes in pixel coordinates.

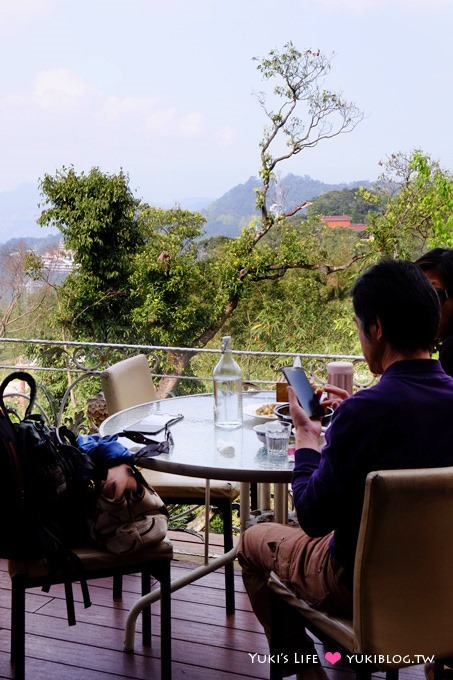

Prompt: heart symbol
[325,652,341,664]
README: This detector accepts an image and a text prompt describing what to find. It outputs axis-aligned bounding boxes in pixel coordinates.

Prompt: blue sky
[0,0,452,205]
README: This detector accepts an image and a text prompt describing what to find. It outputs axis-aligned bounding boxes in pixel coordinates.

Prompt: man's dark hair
[352,259,440,351]
[415,248,453,291]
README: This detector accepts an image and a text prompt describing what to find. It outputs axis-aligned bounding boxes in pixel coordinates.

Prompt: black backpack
[0,371,100,622]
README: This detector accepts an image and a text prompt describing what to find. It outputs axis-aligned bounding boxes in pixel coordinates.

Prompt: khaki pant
[237,523,352,649]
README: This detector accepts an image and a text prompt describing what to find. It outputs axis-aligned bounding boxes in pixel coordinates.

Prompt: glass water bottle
[213,336,243,429]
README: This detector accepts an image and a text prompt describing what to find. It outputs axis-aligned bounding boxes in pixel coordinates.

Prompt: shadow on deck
[0,530,429,679]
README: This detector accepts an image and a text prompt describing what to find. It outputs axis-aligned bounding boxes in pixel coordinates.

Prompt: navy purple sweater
[292,359,453,581]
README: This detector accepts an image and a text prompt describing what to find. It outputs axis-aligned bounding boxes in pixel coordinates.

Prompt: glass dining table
[100,390,294,527]
[100,390,294,651]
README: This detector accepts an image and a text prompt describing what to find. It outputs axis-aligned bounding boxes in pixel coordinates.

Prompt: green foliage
[130,206,214,345]
[363,151,453,259]
[39,166,142,273]
[308,188,383,223]
[38,166,144,341]
[6,46,452,417]
[0,242,59,339]
[34,44,368,394]
[191,223,365,388]
[231,226,363,354]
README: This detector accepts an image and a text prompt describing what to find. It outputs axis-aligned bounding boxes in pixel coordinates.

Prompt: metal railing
[0,337,374,432]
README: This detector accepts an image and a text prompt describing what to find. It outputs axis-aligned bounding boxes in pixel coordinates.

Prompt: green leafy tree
[363,151,453,259]
[130,205,211,345]
[179,41,365,345]
[38,166,143,341]
[39,43,366,396]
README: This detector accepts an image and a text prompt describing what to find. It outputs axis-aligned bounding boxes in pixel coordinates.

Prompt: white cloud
[102,96,204,137]
[143,107,204,139]
[0,68,206,146]
[144,107,178,136]
[33,69,91,112]
[102,95,158,123]
[176,112,204,137]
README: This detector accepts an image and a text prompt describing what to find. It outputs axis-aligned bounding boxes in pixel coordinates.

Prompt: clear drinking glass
[265,421,292,460]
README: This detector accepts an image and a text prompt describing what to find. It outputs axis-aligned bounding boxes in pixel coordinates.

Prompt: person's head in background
[351,259,440,375]
[415,248,453,342]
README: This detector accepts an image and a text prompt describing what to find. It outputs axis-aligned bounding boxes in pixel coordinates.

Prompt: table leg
[257,482,272,510]
[240,481,250,532]
[274,483,289,525]
[124,477,238,652]
[123,546,238,652]
[204,479,210,564]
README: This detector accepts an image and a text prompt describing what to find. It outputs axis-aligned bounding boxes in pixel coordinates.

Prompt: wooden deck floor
[0,530,428,680]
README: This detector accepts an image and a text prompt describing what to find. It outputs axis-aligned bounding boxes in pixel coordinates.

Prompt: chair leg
[113,574,123,600]
[268,589,290,680]
[11,577,25,680]
[434,659,444,680]
[159,561,172,680]
[250,482,258,510]
[141,571,152,647]
[218,500,235,614]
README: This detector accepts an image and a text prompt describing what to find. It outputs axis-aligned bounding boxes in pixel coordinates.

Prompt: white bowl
[253,422,271,444]
[253,421,294,445]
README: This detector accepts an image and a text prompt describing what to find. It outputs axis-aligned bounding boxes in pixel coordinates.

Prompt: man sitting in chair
[238,259,453,677]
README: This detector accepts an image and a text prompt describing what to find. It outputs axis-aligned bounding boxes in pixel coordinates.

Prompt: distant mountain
[201,174,373,238]
[0,175,374,244]
[173,196,213,211]
[3,233,62,252]
[0,184,57,242]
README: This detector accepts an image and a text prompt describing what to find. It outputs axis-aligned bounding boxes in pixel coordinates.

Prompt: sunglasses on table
[119,425,174,458]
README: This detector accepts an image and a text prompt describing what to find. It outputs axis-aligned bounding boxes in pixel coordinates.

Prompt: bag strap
[132,441,171,460]
[118,430,160,445]
[56,425,79,448]
[119,429,173,459]
[0,371,38,421]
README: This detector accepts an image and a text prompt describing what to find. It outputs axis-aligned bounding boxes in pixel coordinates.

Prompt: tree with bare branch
[0,245,56,337]
[254,42,363,237]
[40,43,366,396]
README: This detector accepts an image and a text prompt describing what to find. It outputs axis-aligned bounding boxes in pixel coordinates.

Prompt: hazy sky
[1,0,452,205]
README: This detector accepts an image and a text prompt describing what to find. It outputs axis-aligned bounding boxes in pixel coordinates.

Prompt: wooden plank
[0,552,431,680]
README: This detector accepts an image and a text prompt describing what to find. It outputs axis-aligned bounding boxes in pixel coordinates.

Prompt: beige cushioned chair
[101,354,240,613]
[9,539,173,680]
[268,467,453,680]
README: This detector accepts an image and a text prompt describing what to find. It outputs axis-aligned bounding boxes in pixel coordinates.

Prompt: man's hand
[101,464,138,502]
[288,386,322,452]
[320,384,349,410]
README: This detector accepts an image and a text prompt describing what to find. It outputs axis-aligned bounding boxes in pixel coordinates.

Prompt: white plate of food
[243,402,278,420]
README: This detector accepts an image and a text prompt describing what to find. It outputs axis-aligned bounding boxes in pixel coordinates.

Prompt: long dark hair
[415,248,453,291]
